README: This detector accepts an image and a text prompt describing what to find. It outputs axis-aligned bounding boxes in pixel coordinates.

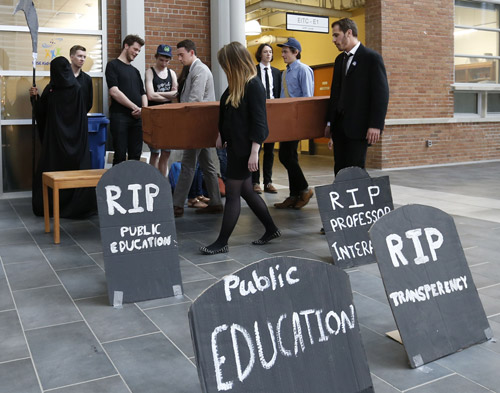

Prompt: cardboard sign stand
[315,167,394,269]
[96,161,183,305]
[189,256,374,393]
[370,204,492,368]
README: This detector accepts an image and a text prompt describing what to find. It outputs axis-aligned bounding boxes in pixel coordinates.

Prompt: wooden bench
[42,169,107,244]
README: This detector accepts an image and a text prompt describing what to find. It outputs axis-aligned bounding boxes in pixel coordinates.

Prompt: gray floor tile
[361,326,453,391]
[0,358,41,393]
[407,373,492,393]
[135,293,191,310]
[75,296,158,343]
[180,259,214,282]
[13,285,82,330]
[30,228,76,249]
[353,292,397,335]
[104,333,201,393]
[0,310,29,362]
[0,267,14,311]
[197,259,245,279]
[371,374,401,393]
[89,252,104,269]
[26,321,116,391]
[0,228,33,246]
[0,243,44,264]
[144,302,194,357]
[4,260,59,291]
[43,245,97,271]
[57,266,107,300]
[478,293,500,318]
[60,221,102,254]
[225,244,273,265]
[47,376,127,393]
[348,269,389,304]
[0,215,24,230]
[435,345,500,392]
[182,278,218,301]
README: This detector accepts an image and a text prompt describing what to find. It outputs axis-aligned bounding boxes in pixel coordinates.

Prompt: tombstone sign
[369,205,491,368]
[96,160,183,305]
[315,167,394,268]
[189,256,373,393]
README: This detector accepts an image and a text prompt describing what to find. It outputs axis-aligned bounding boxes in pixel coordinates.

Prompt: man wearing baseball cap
[145,44,178,176]
[274,37,315,210]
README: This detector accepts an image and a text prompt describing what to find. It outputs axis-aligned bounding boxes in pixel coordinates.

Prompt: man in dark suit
[253,43,281,194]
[325,18,389,175]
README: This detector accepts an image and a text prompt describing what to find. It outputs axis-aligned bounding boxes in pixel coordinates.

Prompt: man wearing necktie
[325,18,389,175]
[253,43,281,194]
[274,38,315,210]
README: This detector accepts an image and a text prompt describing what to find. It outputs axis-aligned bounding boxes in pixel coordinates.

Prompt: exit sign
[286,12,329,34]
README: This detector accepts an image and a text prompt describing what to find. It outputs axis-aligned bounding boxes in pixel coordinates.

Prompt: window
[454,0,500,116]
[0,0,106,194]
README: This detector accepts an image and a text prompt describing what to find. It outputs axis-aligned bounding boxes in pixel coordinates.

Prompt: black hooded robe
[32,56,96,218]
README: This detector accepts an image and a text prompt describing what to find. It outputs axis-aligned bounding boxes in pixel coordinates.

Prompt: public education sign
[96,161,182,305]
[315,167,394,268]
[369,204,491,368]
[189,256,373,393]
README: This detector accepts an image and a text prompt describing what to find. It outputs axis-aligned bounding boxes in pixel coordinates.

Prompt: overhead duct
[246,34,288,47]
[246,0,351,19]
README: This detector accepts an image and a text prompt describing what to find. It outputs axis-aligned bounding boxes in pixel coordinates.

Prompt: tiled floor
[0,156,499,392]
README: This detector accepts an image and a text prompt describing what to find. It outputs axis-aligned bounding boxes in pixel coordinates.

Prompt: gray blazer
[180,58,215,103]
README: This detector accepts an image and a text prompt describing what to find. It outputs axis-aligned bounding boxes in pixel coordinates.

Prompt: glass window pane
[0,0,101,30]
[1,76,102,120]
[1,124,39,192]
[455,1,499,29]
[1,76,50,120]
[454,92,478,113]
[0,32,103,72]
[454,28,499,57]
[455,57,498,83]
[487,93,500,113]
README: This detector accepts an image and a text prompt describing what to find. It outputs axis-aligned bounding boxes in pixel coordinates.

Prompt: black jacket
[256,64,281,99]
[219,77,269,156]
[326,44,389,139]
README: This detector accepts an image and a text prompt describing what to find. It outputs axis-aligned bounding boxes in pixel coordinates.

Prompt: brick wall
[107,0,211,76]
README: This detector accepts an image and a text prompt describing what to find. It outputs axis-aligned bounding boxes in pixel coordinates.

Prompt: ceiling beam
[246,0,351,18]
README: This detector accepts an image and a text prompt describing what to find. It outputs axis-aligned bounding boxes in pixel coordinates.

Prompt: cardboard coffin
[142,96,329,149]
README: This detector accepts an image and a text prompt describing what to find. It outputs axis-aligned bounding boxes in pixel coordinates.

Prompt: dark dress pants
[332,117,369,175]
[110,112,143,165]
[278,140,308,197]
[252,142,274,185]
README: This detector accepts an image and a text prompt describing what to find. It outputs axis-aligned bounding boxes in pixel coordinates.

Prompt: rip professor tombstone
[315,167,394,268]
[369,204,491,368]
[96,160,183,305]
[189,256,373,393]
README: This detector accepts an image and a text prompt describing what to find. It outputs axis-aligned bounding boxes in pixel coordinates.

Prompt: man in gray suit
[173,39,222,217]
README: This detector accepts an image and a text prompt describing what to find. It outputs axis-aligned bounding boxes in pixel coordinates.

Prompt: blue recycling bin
[87,113,109,169]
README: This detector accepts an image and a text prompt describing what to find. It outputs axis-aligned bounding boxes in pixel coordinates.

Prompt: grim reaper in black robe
[32,56,96,218]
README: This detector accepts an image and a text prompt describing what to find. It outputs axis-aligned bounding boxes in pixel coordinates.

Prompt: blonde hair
[217,42,257,108]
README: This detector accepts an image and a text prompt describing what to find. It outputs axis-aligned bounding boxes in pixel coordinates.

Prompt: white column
[121,0,146,80]
[229,0,246,44]
[210,0,230,99]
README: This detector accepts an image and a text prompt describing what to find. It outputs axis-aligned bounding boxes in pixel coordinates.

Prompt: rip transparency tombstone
[96,161,183,305]
[315,167,394,268]
[189,256,373,393]
[369,204,492,368]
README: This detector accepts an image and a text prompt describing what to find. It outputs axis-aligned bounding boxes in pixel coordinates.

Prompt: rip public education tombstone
[315,167,394,268]
[369,204,492,368]
[189,256,374,393]
[96,160,183,305]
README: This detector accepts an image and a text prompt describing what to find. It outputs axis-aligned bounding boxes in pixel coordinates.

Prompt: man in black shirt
[69,45,93,113]
[105,34,147,165]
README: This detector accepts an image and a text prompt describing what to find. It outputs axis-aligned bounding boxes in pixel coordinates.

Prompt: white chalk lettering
[386,234,409,267]
[105,185,126,215]
[127,184,144,213]
[389,276,469,306]
[329,191,344,210]
[367,186,380,205]
[223,265,301,302]
[331,240,373,261]
[210,304,356,390]
[346,188,364,208]
[329,206,391,233]
[405,229,429,265]
[424,227,443,261]
[109,235,172,254]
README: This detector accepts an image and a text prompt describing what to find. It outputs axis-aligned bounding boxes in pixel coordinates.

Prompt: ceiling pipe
[245,0,351,18]
[246,34,288,47]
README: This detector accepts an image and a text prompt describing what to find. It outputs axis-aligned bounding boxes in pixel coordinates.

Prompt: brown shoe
[294,188,314,209]
[264,183,278,193]
[174,206,184,218]
[274,196,297,209]
[195,204,224,214]
[253,183,263,194]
